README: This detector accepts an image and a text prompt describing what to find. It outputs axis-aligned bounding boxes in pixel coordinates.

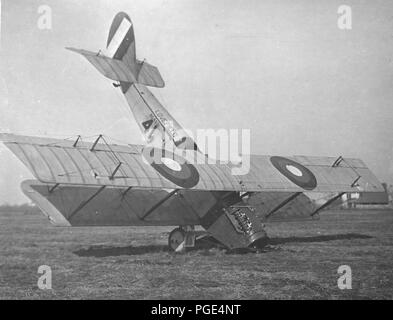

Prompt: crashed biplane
[0,12,384,252]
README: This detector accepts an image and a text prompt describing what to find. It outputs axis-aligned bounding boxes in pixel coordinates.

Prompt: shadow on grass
[73,233,373,257]
[73,237,222,257]
[267,233,373,245]
[74,244,170,257]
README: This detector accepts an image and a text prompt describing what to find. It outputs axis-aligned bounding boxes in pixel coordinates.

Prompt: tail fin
[104,12,135,62]
[66,12,164,88]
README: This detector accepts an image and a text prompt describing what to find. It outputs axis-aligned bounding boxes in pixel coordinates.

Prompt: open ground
[0,209,392,299]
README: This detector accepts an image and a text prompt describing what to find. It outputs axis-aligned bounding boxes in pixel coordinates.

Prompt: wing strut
[351,176,361,187]
[109,162,123,180]
[48,183,60,194]
[332,156,344,167]
[310,192,345,217]
[90,135,103,151]
[121,186,133,199]
[89,135,125,180]
[68,186,106,220]
[141,189,179,220]
[332,156,362,187]
[73,135,81,147]
[265,192,302,219]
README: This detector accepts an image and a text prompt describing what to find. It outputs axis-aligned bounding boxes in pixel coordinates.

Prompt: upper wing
[0,134,384,193]
[239,154,383,193]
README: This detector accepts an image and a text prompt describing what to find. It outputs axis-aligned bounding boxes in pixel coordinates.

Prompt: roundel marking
[147,148,200,188]
[270,156,317,190]
[161,157,182,172]
[285,164,303,177]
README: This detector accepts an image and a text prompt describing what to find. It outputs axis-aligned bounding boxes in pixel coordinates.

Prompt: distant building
[345,183,389,208]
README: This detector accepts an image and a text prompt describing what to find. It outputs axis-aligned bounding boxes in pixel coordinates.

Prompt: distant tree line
[0,203,41,214]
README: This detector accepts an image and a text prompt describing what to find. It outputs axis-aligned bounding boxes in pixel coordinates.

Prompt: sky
[0,0,392,204]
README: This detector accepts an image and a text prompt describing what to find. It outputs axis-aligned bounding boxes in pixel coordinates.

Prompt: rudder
[104,12,136,67]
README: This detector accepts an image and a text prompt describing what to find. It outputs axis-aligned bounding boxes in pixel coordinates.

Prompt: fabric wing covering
[0,134,384,193]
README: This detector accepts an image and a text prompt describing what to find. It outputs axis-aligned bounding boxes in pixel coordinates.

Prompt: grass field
[0,209,392,299]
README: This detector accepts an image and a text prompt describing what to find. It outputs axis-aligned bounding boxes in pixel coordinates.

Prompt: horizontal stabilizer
[136,60,166,88]
[66,47,165,88]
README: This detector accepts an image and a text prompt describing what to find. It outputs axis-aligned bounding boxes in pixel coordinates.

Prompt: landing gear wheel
[168,227,186,253]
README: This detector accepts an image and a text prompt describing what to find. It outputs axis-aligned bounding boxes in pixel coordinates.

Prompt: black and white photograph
[0,0,392,304]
